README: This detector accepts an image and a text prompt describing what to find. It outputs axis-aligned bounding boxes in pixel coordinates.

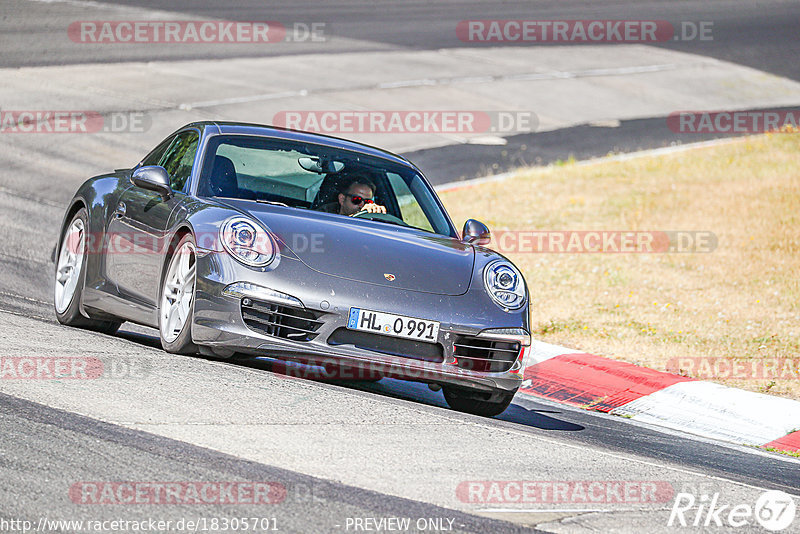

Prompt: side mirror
[131,165,172,201]
[462,219,491,246]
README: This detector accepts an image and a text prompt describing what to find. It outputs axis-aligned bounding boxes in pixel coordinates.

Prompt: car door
[105,130,200,313]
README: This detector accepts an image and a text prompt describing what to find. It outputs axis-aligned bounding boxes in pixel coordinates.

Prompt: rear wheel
[443,386,515,417]
[159,233,198,354]
[54,208,121,335]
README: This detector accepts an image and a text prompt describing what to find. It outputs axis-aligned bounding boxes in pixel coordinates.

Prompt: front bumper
[191,251,529,394]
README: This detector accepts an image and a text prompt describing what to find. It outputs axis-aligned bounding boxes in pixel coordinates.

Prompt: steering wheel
[352,210,410,227]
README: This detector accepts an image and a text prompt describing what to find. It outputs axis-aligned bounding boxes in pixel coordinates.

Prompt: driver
[322,176,387,216]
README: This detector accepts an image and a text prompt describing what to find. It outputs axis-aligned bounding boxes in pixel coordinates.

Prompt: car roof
[180,121,419,171]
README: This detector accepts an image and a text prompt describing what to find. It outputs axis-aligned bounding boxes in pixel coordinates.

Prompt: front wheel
[54,208,121,335]
[159,233,198,354]
[443,386,515,417]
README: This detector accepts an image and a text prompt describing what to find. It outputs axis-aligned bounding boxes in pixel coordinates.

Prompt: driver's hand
[353,203,387,215]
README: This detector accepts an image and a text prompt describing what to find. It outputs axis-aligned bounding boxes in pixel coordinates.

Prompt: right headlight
[484,260,527,311]
[219,217,275,267]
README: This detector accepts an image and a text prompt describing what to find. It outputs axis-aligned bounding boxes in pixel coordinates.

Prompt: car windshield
[196,134,455,237]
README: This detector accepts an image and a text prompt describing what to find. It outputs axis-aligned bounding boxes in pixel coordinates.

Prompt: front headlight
[484,260,527,311]
[220,217,275,267]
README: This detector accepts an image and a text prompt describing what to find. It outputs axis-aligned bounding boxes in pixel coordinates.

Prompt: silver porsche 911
[53,122,530,416]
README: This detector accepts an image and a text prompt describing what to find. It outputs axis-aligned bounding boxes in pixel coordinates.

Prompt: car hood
[221,200,474,296]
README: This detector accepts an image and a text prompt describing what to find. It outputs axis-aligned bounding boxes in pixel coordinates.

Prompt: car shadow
[116,329,162,349]
[498,402,584,431]
[237,356,585,432]
[112,328,583,432]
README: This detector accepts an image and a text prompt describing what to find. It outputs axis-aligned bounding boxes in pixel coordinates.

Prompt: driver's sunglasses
[345,194,374,205]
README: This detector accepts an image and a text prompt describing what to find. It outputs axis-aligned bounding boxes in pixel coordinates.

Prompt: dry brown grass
[440,133,800,398]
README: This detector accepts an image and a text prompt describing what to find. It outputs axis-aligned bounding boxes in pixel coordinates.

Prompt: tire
[158,233,198,354]
[442,386,515,417]
[54,208,122,335]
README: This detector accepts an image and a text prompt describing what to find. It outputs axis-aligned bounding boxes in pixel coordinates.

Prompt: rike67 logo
[668,490,796,531]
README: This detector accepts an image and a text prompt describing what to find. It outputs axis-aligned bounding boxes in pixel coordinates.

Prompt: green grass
[440,133,800,399]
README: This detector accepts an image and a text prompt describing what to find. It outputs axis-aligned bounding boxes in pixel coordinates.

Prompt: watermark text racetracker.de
[0,111,150,134]
[62,230,324,257]
[667,357,800,381]
[485,230,717,254]
[668,110,800,134]
[273,110,538,135]
[68,21,326,43]
[457,20,713,43]
[269,357,510,381]
[70,481,286,505]
[457,480,674,504]
[0,357,151,380]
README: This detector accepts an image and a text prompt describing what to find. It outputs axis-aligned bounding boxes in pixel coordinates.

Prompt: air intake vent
[453,336,521,373]
[328,328,444,362]
[241,299,324,342]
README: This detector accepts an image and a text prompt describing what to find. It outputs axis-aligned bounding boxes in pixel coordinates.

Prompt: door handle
[114,201,126,218]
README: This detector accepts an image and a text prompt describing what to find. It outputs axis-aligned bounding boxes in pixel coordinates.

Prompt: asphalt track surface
[5,0,798,181]
[2,1,800,532]
[1,392,534,534]
[405,112,779,184]
[6,0,800,82]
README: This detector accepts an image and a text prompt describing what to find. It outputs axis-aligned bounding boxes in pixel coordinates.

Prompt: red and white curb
[520,341,800,454]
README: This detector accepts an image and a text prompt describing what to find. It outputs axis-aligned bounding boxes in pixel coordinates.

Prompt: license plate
[347,307,440,343]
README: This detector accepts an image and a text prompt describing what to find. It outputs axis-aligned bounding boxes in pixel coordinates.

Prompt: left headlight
[484,260,527,311]
[220,217,275,267]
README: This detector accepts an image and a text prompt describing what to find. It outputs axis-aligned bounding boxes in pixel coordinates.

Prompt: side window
[140,137,173,167]
[158,131,199,192]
